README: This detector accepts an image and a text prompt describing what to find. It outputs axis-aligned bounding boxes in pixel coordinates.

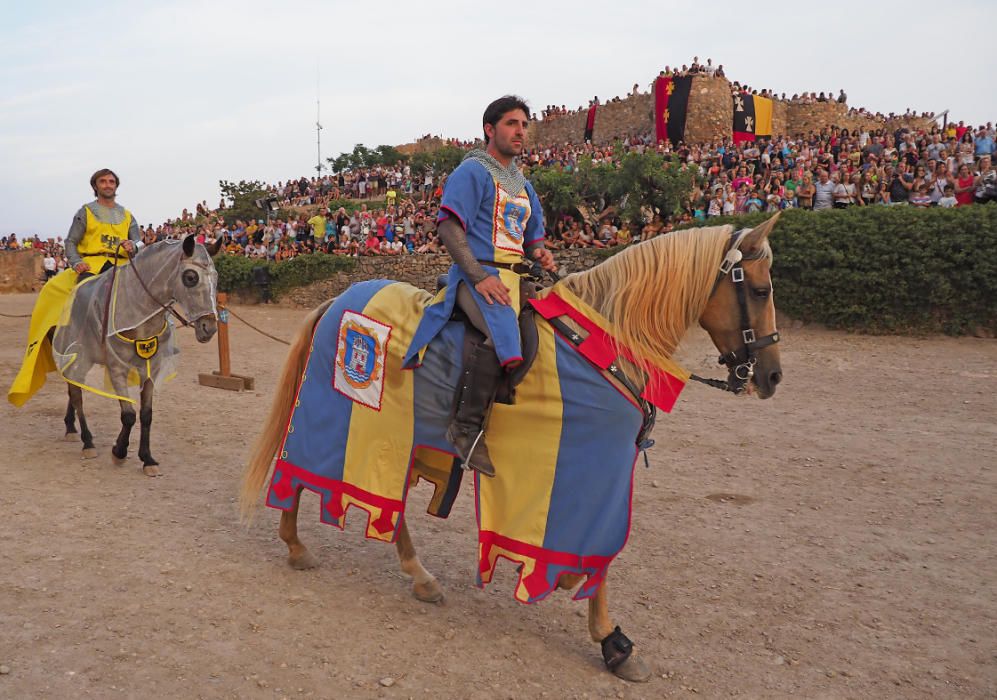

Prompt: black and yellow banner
[654,75,693,145]
[733,93,773,143]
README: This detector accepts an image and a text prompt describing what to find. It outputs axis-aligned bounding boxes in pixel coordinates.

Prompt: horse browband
[690,228,780,394]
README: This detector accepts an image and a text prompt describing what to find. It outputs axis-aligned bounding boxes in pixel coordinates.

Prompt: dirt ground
[1,292,994,700]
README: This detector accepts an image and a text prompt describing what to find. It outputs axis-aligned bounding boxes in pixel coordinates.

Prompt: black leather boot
[447,336,502,477]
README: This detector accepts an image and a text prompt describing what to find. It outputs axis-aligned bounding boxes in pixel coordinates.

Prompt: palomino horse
[52,236,220,475]
[241,216,783,681]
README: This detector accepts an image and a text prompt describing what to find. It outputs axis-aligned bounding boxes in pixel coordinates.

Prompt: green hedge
[682,205,997,334]
[214,253,356,300]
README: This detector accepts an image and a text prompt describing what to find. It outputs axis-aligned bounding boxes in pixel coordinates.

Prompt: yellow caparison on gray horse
[9,236,221,476]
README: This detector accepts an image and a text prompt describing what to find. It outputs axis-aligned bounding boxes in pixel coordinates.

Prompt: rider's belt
[478,260,531,274]
[82,252,129,259]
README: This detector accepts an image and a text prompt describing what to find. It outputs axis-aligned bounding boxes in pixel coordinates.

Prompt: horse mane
[560,224,756,371]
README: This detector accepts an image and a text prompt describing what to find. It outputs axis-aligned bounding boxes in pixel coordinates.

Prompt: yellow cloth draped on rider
[6,207,133,407]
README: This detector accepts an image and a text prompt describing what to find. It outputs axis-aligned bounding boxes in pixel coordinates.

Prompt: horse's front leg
[394,518,443,603]
[136,379,160,476]
[68,383,97,459]
[108,367,136,465]
[588,576,651,682]
[64,387,78,441]
[279,486,318,569]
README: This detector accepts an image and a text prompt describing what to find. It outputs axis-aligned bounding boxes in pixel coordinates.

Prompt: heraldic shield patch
[333,310,391,411]
[135,336,159,359]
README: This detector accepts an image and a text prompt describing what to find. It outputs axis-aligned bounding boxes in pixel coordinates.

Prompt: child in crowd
[937,184,958,208]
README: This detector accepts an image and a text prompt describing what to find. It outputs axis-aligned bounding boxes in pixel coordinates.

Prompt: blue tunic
[404,159,546,367]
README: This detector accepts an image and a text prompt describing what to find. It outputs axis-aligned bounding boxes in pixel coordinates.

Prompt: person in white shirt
[43,253,57,279]
[937,185,958,208]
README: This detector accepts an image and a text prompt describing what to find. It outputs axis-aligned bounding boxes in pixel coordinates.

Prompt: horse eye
[752,287,770,298]
[182,269,199,288]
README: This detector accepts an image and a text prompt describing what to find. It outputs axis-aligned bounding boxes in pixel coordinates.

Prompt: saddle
[435,274,542,404]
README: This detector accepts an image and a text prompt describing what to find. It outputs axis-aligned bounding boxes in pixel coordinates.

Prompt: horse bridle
[690,228,781,395]
[100,242,209,340]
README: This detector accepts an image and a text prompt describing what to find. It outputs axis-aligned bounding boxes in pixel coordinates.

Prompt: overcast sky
[3,0,994,237]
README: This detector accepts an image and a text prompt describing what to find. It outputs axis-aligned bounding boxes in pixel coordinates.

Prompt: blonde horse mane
[560,223,756,372]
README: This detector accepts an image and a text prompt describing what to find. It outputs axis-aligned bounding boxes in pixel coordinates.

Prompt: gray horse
[52,236,220,476]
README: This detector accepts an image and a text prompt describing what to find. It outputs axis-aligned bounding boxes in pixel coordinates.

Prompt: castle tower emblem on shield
[334,311,391,410]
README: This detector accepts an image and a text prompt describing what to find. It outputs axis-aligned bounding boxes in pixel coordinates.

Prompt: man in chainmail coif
[405,95,557,477]
[67,169,143,279]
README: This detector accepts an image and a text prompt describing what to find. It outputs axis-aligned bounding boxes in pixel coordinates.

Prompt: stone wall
[529,77,935,146]
[278,250,608,309]
[528,94,653,147]
[0,250,43,293]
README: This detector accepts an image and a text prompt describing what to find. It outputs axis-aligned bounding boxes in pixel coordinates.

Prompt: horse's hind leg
[587,577,651,682]
[68,384,97,459]
[63,387,77,441]
[279,487,318,570]
[395,519,443,603]
[136,379,160,476]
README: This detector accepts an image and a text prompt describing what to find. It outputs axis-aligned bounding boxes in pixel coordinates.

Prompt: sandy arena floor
[1,292,994,699]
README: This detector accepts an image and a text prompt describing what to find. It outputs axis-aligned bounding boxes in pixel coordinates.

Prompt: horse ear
[205,237,224,257]
[739,211,780,252]
[182,234,196,258]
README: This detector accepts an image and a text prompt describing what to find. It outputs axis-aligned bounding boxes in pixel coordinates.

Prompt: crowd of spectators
[263,164,443,210]
[526,119,996,250]
[2,234,69,278]
[153,198,452,260]
[6,72,995,263]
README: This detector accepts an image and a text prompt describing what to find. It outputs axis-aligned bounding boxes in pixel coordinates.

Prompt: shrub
[214,253,356,300]
[681,205,997,334]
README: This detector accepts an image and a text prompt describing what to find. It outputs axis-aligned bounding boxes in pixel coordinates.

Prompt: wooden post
[198,291,255,391]
[217,291,232,377]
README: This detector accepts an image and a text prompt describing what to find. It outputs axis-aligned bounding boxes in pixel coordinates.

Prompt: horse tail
[240,298,334,521]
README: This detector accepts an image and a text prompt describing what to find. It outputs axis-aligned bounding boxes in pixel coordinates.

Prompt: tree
[218,179,270,226]
[532,149,696,229]
[374,144,406,166]
[529,166,581,223]
[408,145,465,177]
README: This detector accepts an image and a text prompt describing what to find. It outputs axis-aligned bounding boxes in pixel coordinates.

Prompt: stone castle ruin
[528,75,936,146]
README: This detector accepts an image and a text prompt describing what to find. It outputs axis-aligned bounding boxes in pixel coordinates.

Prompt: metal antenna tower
[315,63,323,173]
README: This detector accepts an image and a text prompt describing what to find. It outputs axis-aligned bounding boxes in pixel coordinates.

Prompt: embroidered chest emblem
[135,337,159,359]
[492,182,531,254]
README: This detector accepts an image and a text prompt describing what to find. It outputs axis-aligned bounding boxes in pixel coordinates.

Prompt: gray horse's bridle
[100,242,214,340]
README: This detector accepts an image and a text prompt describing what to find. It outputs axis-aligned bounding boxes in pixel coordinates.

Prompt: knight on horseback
[404,95,557,477]
[7,168,142,407]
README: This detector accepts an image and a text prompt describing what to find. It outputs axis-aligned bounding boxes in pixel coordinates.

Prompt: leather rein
[100,242,198,341]
[689,228,781,394]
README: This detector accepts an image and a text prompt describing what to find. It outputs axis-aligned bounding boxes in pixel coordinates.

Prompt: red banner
[584,104,597,142]
[654,77,672,144]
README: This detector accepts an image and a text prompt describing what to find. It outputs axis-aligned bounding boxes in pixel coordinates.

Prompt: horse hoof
[82,448,98,460]
[111,453,127,466]
[413,578,445,604]
[611,655,652,683]
[64,432,78,442]
[288,550,319,570]
[142,465,162,477]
